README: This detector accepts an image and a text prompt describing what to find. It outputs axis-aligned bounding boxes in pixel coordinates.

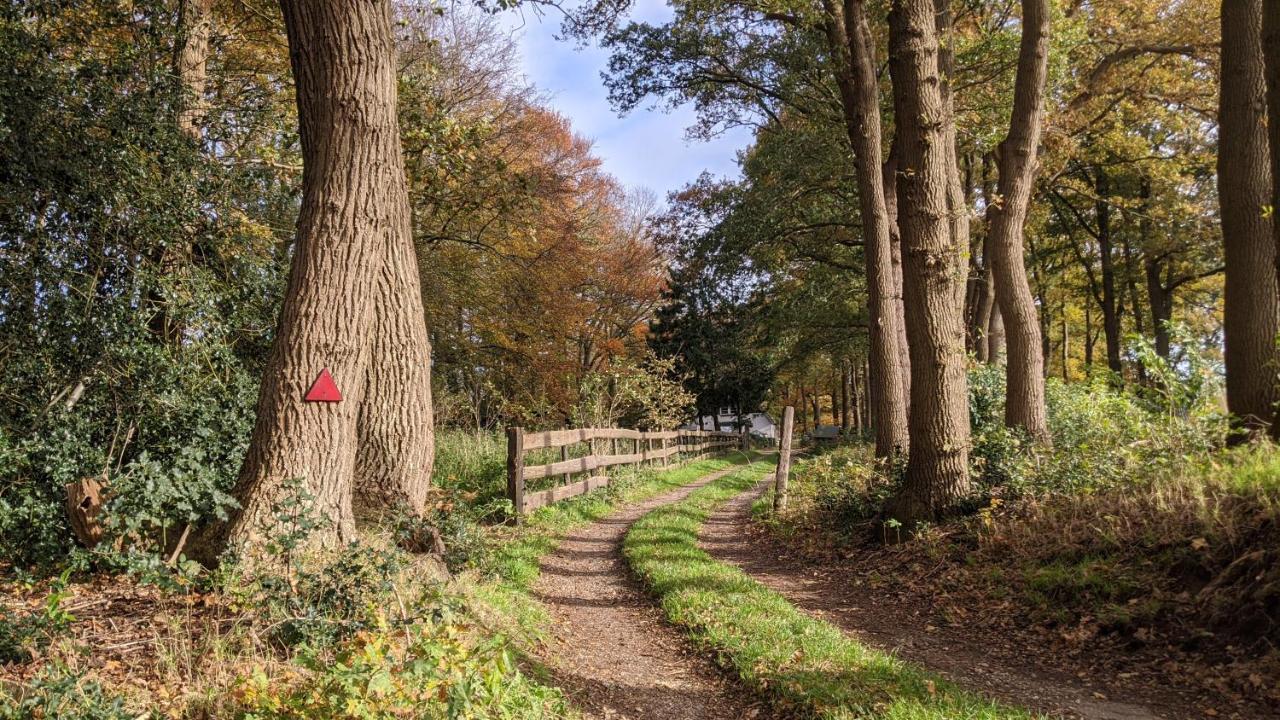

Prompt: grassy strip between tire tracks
[623,463,1044,720]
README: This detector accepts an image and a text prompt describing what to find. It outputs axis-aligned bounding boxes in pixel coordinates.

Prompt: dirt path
[699,479,1205,720]
[532,466,781,720]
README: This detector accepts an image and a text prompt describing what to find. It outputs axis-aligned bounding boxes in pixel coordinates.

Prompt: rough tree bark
[886,0,971,524]
[196,0,434,560]
[934,0,971,314]
[884,137,913,410]
[174,0,213,140]
[988,0,1051,442]
[821,0,910,457]
[1222,0,1279,438]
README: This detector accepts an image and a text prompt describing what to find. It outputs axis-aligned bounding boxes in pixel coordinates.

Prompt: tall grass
[432,429,507,504]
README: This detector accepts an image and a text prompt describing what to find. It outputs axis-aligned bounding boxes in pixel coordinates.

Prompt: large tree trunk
[197,0,433,560]
[934,0,971,314]
[886,0,971,524]
[884,137,913,410]
[174,0,213,140]
[822,0,910,457]
[1222,0,1279,438]
[988,0,1050,442]
[354,230,435,518]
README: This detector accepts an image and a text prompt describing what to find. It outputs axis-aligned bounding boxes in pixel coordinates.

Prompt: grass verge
[623,462,1041,720]
[465,452,758,638]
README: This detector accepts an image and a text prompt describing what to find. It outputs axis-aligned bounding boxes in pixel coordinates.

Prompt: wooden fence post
[773,406,794,513]
[506,426,525,521]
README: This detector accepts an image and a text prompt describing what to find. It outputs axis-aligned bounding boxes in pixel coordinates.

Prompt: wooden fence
[505,427,743,517]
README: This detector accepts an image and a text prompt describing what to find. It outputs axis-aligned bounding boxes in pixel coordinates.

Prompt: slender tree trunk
[1084,302,1094,367]
[839,362,851,432]
[964,152,985,354]
[987,303,1005,363]
[973,154,998,362]
[1143,257,1174,360]
[1222,0,1279,437]
[1060,312,1069,380]
[822,0,910,457]
[149,0,215,345]
[197,0,433,559]
[988,0,1050,442]
[886,0,971,524]
[1138,177,1173,362]
[1094,167,1123,375]
[1121,229,1148,384]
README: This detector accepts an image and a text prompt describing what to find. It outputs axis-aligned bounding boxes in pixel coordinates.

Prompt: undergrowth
[0,442,755,718]
[624,462,1041,720]
[759,364,1280,659]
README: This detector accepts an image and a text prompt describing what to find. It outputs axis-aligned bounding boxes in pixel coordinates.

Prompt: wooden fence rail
[506,426,744,517]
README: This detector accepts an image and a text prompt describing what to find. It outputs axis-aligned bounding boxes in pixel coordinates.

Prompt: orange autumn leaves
[406,48,666,426]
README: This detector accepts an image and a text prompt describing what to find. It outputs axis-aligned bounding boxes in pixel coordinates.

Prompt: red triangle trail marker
[305,368,342,402]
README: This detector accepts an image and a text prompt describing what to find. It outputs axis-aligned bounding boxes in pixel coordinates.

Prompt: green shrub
[237,610,568,719]
[0,666,134,720]
[0,574,74,664]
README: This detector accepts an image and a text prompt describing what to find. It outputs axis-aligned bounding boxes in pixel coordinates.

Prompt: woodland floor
[531,465,783,720]
[701,479,1277,720]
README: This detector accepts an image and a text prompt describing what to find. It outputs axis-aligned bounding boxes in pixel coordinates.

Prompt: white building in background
[679,405,778,442]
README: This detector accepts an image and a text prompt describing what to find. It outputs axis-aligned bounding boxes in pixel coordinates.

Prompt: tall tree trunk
[1060,312,1069,380]
[1084,302,1094,367]
[839,362,851,432]
[149,0,216,345]
[884,137,913,410]
[354,230,435,518]
[1138,177,1173,361]
[1095,168,1123,375]
[197,0,433,559]
[822,0,910,457]
[886,0,971,524]
[174,0,213,140]
[1143,256,1174,360]
[987,303,1005,363]
[988,0,1050,442]
[973,153,998,362]
[934,0,971,313]
[1222,0,1279,437]
[1264,0,1280,299]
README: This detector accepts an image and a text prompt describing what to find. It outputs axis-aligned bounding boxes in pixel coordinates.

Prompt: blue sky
[496,1,753,202]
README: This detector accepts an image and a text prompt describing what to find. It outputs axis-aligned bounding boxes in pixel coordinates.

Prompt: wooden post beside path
[774,406,794,512]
